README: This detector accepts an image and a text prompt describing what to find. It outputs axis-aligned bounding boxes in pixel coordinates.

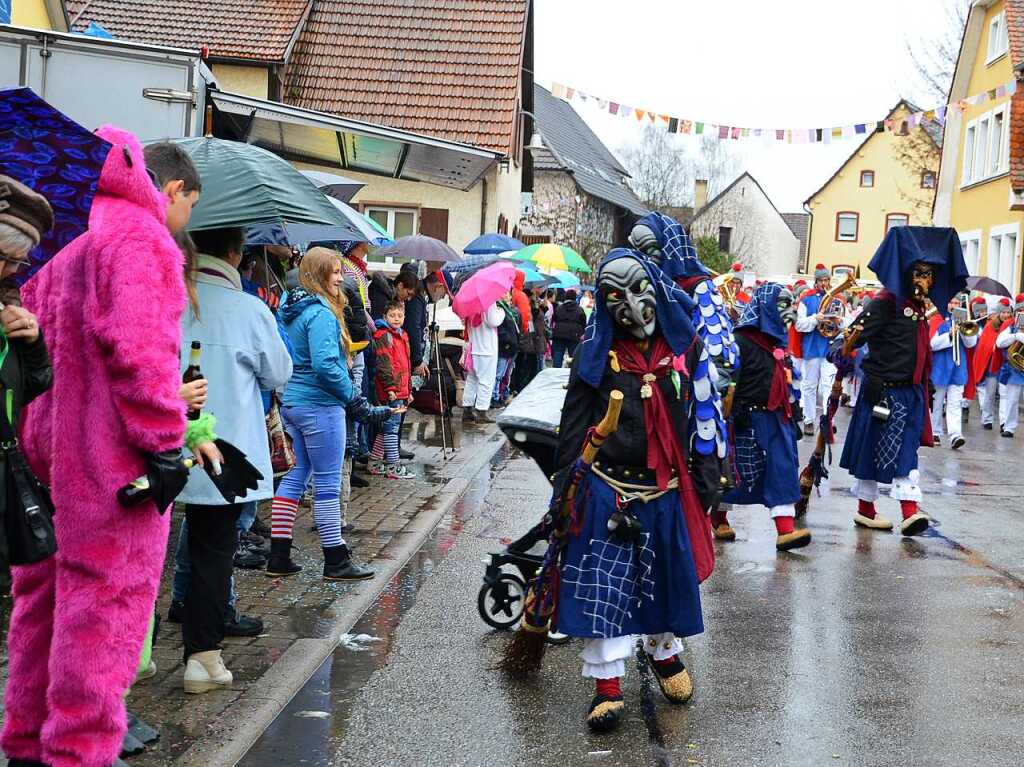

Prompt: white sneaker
[135,659,157,683]
[183,650,233,694]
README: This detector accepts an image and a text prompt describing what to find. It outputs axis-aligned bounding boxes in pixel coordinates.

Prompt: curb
[175,427,507,767]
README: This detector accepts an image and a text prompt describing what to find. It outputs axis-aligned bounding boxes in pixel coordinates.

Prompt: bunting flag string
[548,79,1019,144]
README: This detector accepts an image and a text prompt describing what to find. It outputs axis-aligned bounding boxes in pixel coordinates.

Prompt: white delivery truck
[0,23,213,140]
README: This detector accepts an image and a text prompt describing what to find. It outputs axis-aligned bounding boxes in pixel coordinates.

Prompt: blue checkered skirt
[839,384,924,484]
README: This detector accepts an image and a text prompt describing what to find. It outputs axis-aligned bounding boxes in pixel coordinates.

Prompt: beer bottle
[183,341,203,420]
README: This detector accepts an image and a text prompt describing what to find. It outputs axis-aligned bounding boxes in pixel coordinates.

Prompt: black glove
[144,449,191,514]
[204,438,264,504]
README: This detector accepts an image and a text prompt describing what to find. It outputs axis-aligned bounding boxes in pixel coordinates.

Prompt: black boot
[265,538,302,577]
[350,471,369,489]
[323,545,375,581]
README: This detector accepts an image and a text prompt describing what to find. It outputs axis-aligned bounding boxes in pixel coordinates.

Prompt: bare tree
[905,0,971,104]
[692,133,741,200]
[619,125,692,210]
[690,192,772,274]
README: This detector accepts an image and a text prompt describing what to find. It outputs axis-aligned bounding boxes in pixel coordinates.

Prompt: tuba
[1009,311,1024,373]
[816,273,857,338]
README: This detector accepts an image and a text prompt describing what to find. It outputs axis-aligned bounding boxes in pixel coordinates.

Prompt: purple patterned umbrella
[0,87,112,283]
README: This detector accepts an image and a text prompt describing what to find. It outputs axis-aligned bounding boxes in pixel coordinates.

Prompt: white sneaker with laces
[183,649,233,694]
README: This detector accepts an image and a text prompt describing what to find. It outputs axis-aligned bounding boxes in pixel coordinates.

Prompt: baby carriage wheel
[477,572,527,630]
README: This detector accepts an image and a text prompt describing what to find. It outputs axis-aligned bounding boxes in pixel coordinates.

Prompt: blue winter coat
[279,288,354,408]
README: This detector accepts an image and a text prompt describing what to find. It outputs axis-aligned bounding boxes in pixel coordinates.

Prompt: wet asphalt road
[240,409,1024,767]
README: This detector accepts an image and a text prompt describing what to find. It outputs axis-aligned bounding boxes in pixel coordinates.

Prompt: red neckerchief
[611,336,681,490]
[736,327,792,419]
[676,275,707,294]
[609,335,715,583]
[878,290,933,446]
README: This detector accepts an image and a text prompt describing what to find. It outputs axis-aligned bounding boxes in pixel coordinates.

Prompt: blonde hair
[300,247,351,356]
[175,229,201,318]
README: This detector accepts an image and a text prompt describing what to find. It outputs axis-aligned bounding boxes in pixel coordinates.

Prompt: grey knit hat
[0,175,54,248]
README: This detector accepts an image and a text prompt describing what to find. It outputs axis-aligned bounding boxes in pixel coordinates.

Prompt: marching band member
[929,295,977,450]
[973,296,1012,430]
[787,278,810,381]
[728,262,750,314]
[995,294,1024,438]
[794,264,837,436]
[838,227,966,537]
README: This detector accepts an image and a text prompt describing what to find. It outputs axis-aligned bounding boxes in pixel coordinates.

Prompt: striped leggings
[371,399,405,463]
[272,404,346,548]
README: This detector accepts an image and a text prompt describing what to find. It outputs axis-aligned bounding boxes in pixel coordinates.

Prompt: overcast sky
[533,0,957,212]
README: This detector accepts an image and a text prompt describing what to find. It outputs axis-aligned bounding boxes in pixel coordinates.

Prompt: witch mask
[599,257,657,339]
[627,222,661,262]
[910,262,935,300]
[777,287,797,326]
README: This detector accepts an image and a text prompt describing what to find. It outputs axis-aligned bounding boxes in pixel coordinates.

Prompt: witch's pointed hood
[576,248,697,387]
[735,282,788,344]
[868,227,968,317]
[630,212,709,281]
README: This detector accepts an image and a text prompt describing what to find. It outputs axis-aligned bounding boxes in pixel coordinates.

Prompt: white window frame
[959,229,982,276]
[836,212,859,242]
[987,222,1020,291]
[364,206,419,265]
[885,213,910,234]
[961,104,1011,188]
[987,11,1009,65]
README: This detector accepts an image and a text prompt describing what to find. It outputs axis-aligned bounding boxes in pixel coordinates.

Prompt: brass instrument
[815,273,857,338]
[712,271,739,318]
[1009,311,1024,373]
[949,306,980,367]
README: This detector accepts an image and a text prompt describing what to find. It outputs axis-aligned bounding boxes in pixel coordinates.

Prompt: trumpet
[950,306,981,367]
[816,273,857,338]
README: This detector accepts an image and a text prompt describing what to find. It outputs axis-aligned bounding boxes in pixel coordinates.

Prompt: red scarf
[737,327,792,419]
[345,252,368,275]
[611,336,715,583]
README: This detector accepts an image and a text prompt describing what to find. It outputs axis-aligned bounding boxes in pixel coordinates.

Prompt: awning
[210,90,501,192]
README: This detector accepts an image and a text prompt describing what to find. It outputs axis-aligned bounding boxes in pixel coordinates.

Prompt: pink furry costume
[3,126,187,767]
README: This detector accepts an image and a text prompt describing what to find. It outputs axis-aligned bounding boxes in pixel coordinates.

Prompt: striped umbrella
[513,243,591,274]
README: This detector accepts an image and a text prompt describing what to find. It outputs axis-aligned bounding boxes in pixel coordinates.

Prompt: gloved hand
[144,449,191,514]
[204,438,264,503]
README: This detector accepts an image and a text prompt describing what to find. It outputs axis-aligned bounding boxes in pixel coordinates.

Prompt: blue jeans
[551,339,571,369]
[278,405,346,548]
[170,501,255,608]
[492,357,514,404]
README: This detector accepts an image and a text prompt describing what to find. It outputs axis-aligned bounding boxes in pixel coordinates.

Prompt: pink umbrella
[452,262,517,323]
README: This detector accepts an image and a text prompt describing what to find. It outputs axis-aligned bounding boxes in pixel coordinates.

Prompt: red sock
[900,500,918,520]
[858,499,876,519]
[773,516,795,535]
[270,496,299,540]
[595,677,621,698]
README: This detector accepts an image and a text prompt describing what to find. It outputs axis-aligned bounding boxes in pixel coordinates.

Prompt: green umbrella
[174,137,364,238]
[512,243,591,274]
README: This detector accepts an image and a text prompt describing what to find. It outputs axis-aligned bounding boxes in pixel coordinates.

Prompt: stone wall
[520,170,619,265]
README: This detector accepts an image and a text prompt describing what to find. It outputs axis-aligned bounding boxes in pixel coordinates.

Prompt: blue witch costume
[839,227,968,485]
[553,249,725,640]
[630,212,739,372]
[722,283,802,509]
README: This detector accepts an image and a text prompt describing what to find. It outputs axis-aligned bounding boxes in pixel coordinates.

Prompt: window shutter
[419,208,449,241]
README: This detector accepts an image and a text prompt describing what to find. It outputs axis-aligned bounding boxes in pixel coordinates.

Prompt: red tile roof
[65,0,311,62]
[283,0,529,155]
[1006,0,1024,191]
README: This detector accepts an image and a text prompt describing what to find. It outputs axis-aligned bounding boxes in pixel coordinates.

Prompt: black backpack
[496,304,521,357]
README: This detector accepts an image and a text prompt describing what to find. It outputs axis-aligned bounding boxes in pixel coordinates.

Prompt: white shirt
[468,303,505,357]
[996,325,1024,349]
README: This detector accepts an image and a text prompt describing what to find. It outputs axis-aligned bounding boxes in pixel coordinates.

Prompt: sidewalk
[0,414,505,767]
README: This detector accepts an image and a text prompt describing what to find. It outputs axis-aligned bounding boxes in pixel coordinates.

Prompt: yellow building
[804,101,941,279]
[934,0,1024,294]
[8,0,66,30]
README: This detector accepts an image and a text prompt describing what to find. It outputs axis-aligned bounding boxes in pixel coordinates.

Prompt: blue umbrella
[0,87,112,283]
[550,269,581,289]
[464,233,524,255]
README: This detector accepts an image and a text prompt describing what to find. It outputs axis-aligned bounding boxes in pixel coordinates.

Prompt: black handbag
[0,408,56,566]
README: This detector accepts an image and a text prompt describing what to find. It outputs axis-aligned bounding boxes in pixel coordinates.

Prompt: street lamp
[520,109,545,151]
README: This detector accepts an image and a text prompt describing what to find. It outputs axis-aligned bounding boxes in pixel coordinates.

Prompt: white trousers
[853,470,921,503]
[770,503,796,519]
[978,376,998,426]
[580,634,684,679]
[462,353,498,411]
[800,356,836,425]
[930,384,964,440]
[1000,382,1022,434]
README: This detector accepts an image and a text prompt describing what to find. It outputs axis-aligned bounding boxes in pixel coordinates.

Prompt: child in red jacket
[370,300,413,479]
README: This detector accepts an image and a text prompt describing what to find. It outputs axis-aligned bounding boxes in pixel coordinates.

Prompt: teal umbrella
[173,137,365,239]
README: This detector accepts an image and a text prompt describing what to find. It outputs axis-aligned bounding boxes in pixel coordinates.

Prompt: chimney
[694,179,709,212]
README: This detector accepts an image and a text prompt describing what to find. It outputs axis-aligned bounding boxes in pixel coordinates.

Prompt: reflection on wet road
[240,413,1024,767]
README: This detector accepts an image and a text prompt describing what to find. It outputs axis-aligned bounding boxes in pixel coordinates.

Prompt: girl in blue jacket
[267,248,374,581]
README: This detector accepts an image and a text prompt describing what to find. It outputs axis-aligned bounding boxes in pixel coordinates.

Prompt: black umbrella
[966,275,1011,297]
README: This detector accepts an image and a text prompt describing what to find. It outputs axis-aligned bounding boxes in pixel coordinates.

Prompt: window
[836,212,859,242]
[921,171,936,189]
[988,11,1009,63]
[988,224,1019,290]
[961,105,1010,187]
[886,213,910,233]
[718,226,732,253]
[860,170,875,187]
[365,206,418,263]
[960,230,982,275]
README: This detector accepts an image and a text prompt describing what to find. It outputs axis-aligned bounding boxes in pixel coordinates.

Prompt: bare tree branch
[904,0,971,104]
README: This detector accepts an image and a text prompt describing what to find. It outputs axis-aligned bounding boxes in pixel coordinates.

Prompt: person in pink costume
[3,126,197,767]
